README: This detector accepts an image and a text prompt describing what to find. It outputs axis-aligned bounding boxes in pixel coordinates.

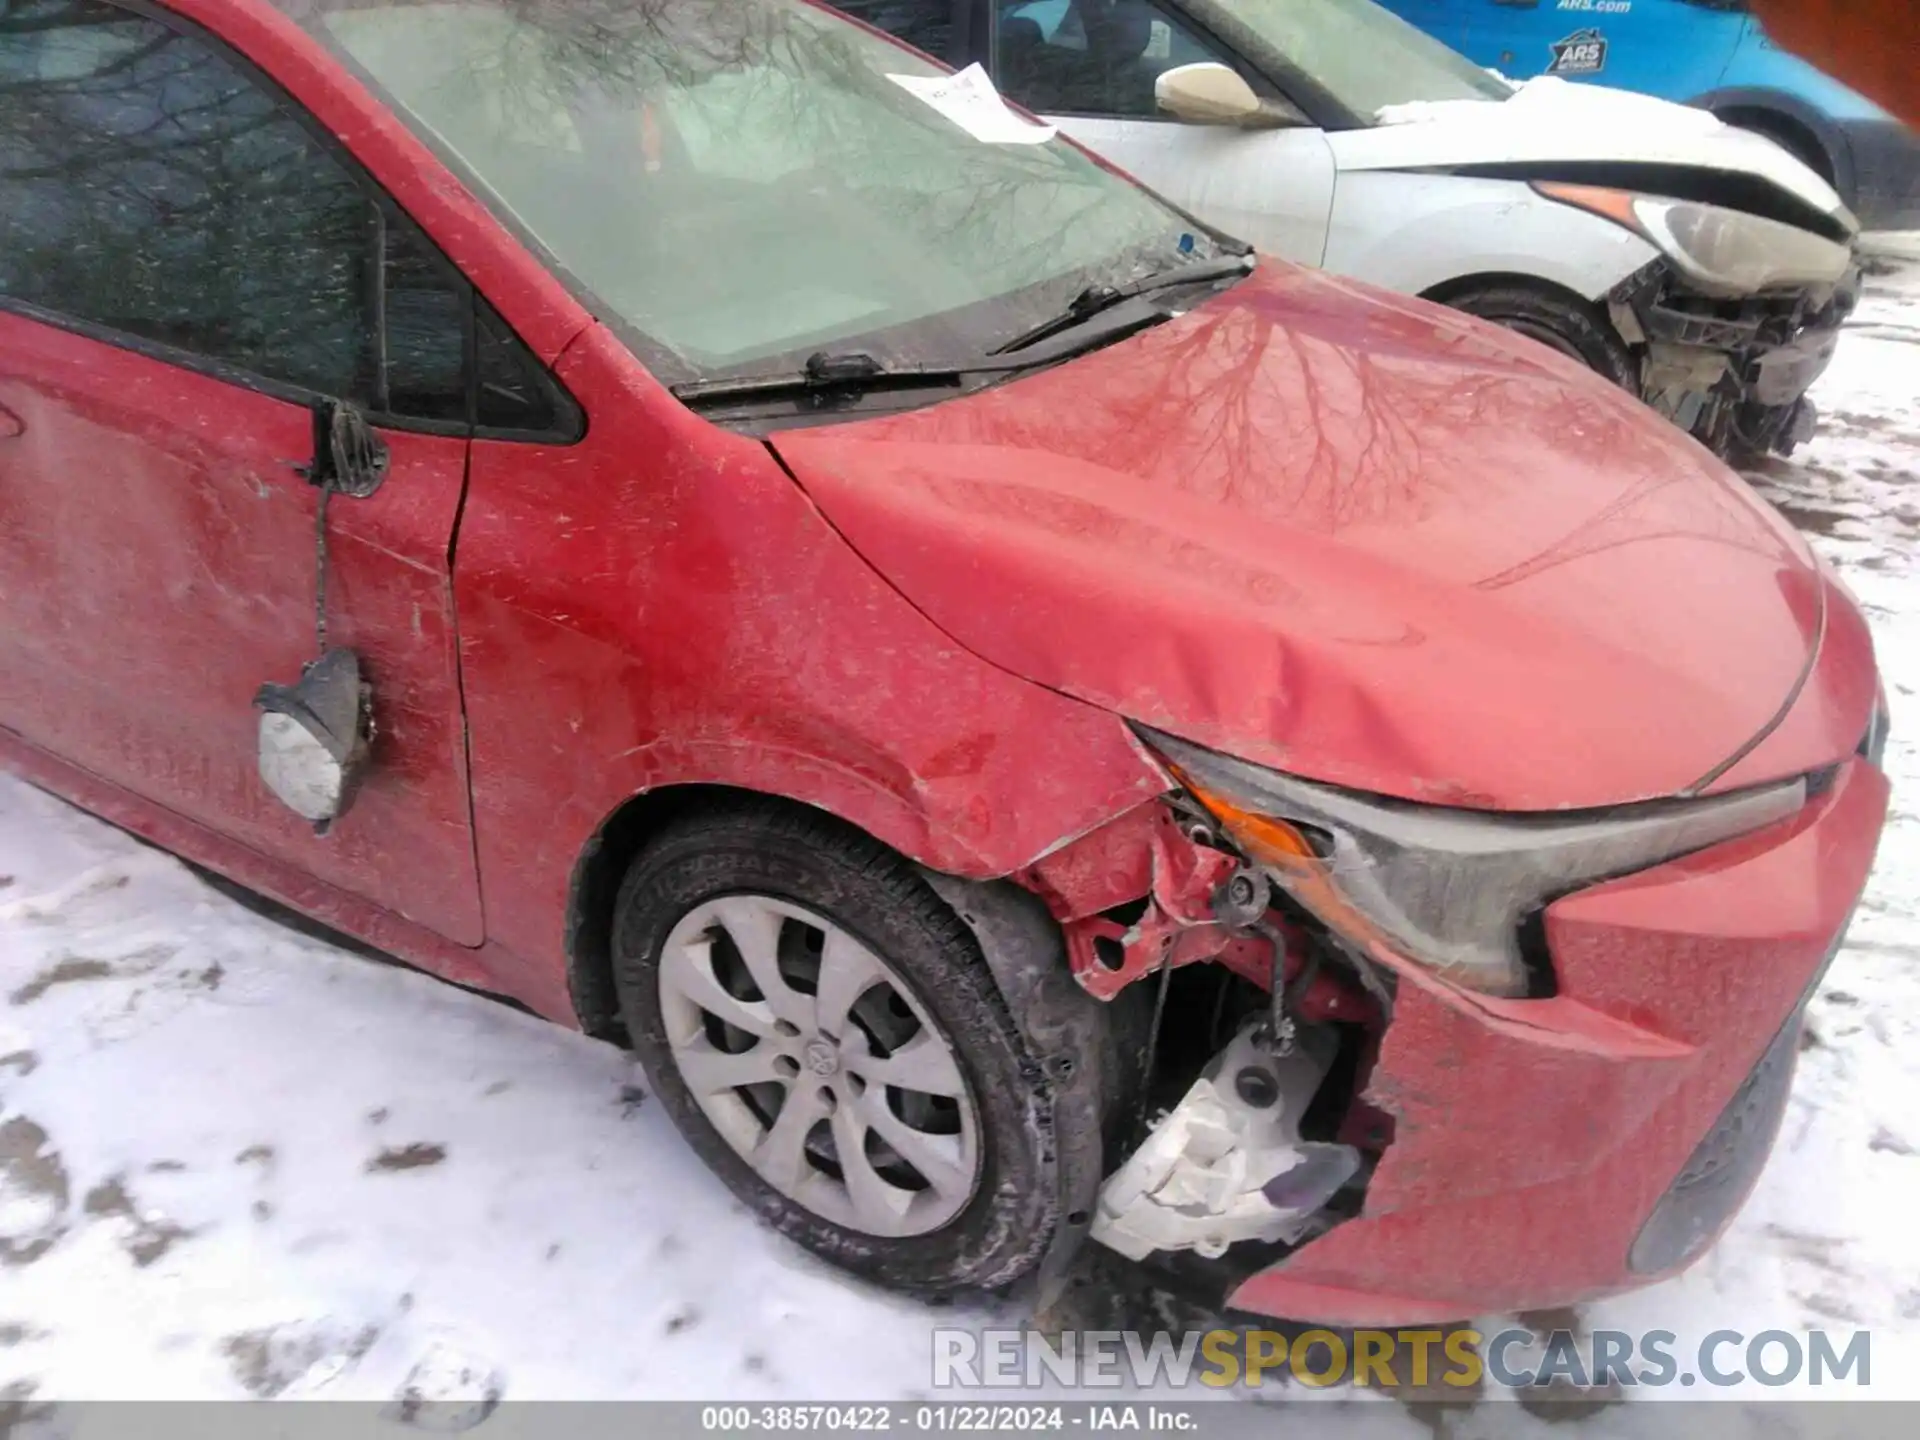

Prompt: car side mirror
[255,648,374,831]
[309,399,389,499]
[1156,63,1307,129]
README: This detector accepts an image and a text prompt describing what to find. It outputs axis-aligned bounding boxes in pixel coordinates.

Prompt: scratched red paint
[0,0,1890,1326]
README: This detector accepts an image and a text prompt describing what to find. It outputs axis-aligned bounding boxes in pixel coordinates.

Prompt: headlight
[1141,727,1807,998]
[1533,182,1854,296]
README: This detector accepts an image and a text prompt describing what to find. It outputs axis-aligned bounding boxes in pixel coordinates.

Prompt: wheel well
[565,782,770,1044]
[1421,271,1597,312]
[1715,106,1835,185]
[1418,271,1640,391]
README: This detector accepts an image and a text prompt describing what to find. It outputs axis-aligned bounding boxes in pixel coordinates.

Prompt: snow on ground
[1,250,1917,1425]
[1509,238,1920,1414]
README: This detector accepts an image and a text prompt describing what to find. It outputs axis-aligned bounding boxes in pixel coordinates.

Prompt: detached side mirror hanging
[256,399,385,830]
[255,648,374,832]
[311,398,390,498]
[1155,62,1307,130]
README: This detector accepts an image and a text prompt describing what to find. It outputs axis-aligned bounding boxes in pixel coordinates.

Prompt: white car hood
[1341,77,1852,228]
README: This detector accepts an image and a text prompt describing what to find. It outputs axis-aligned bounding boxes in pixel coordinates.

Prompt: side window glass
[829,1,961,63]
[994,0,1234,118]
[1,0,573,437]
[0,0,376,397]
[473,298,561,435]
[383,219,469,423]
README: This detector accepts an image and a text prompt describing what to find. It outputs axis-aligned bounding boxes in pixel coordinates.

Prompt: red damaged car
[0,0,1890,1323]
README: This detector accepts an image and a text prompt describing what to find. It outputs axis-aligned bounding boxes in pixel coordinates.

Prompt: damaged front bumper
[1080,759,1887,1325]
[1220,758,1886,1325]
[1609,258,1861,460]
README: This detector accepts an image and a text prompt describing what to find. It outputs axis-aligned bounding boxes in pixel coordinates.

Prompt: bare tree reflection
[887,262,1798,586]
[269,0,1209,370]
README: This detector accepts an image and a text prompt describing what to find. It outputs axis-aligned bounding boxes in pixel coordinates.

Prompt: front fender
[1323,171,1659,303]
[453,324,1171,989]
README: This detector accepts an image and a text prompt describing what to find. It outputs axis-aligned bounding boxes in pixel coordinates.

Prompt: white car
[834,0,1861,460]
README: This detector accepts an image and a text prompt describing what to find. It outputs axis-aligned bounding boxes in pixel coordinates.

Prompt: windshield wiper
[673,295,1191,409]
[990,254,1256,356]
[671,349,975,405]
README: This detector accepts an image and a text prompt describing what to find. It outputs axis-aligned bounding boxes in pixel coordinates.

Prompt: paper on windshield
[886,64,1056,145]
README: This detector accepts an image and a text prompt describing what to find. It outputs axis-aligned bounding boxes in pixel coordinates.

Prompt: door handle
[0,402,22,440]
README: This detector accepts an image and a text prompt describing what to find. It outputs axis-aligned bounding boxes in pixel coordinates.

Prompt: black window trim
[832,0,973,66]
[969,0,1362,132]
[0,0,584,445]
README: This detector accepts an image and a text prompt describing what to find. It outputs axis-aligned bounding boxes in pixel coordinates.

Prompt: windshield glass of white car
[1193,0,1513,115]
[276,0,1223,381]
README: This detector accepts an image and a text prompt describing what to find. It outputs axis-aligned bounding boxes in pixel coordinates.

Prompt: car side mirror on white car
[1155,63,1307,130]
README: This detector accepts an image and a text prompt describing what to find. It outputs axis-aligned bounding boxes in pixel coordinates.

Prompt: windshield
[1190,0,1512,117]
[273,0,1224,381]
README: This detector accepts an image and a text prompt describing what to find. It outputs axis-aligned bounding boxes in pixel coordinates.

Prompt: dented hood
[770,264,1825,811]
[1353,78,1852,228]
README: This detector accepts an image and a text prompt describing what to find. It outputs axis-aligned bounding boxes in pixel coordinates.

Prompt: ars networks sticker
[1548,28,1609,75]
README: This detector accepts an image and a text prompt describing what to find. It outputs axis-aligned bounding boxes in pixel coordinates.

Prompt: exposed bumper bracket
[1062,811,1269,1000]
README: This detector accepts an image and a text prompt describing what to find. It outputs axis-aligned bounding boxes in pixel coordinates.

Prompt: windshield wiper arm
[671,350,969,405]
[990,254,1256,356]
[673,297,1185,407]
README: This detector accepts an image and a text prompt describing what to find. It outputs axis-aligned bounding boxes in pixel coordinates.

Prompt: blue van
[1378,0,1920,230]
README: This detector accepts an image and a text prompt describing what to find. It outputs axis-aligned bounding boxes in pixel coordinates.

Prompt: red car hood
[771,264,1824,810]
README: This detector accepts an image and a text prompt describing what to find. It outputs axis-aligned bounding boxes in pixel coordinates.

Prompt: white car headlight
[1141,727,1807,998]
[1534,182,1853,296]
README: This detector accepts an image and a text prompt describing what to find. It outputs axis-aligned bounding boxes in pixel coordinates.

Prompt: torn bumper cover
[1223,759,1887,1327]
[1610,258,1860,458]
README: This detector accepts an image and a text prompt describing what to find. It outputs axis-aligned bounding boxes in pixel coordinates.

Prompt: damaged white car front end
[1324,77,1864,461]
[1014,0,1861,462]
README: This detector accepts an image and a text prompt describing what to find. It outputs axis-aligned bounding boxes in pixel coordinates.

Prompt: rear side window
[0,0,575,437]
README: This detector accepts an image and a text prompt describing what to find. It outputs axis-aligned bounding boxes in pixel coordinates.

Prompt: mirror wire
[312,403,359,659]
[315,478,333,658]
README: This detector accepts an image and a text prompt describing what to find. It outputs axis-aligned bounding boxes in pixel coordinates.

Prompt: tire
[1724,112,1837,191]
[611,800,1066,1294]
[1446,283,1640,394]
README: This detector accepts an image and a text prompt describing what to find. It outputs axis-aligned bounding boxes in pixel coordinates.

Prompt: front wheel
[611,802,1071,1293]
[1446,283,1641,394]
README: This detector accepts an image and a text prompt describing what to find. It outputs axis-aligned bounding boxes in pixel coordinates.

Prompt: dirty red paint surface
[0,314,484,945]
[772,264,1859,811]
[0,0,1890,1325]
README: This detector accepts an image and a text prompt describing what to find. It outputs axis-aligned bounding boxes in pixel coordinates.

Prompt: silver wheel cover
[658,893,981,1237]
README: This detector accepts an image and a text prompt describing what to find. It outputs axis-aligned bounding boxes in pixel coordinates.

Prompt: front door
[987,0,1339,265]
[0,0,484,943]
